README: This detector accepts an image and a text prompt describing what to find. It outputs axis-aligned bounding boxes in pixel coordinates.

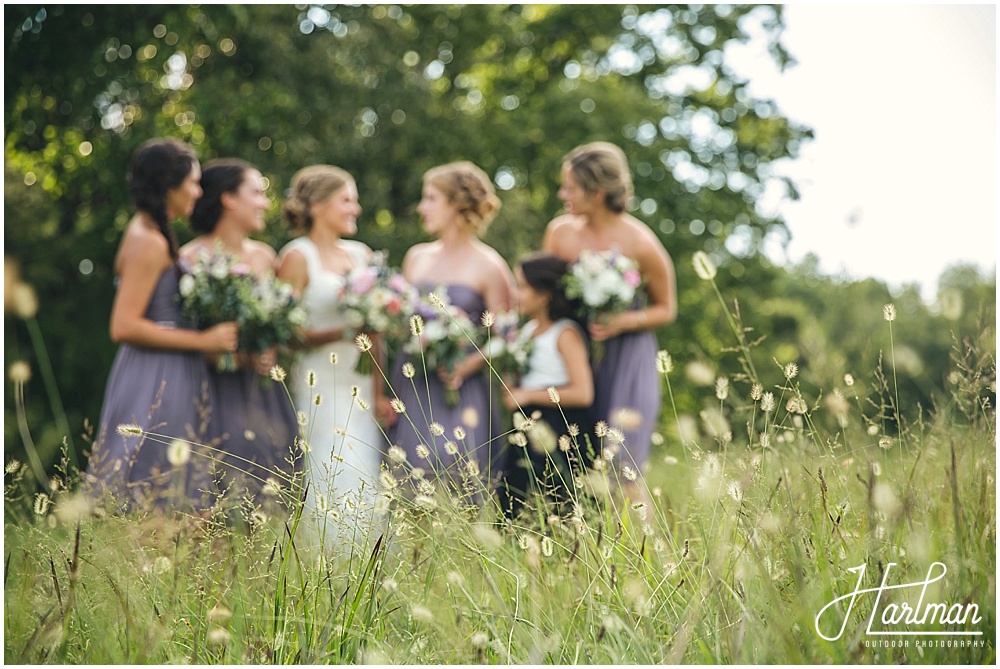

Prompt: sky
[724,4,996,301]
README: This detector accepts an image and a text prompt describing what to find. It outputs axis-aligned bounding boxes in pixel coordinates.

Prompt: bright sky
[725,4,996,301]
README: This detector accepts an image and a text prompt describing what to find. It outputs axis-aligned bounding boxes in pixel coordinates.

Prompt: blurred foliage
[4,5,994,472]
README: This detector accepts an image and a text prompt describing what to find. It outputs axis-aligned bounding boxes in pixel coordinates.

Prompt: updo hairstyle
[423,161,501,235]
[562,141,633,214]
[190,158,257,233]
[282,164,354,233]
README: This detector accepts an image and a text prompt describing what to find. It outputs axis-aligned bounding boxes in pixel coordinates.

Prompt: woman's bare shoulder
[546,213,582,234]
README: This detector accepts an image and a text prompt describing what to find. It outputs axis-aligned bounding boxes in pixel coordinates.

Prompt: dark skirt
[496,403,596,521]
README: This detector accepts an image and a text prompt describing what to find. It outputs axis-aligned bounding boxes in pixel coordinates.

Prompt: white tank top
[519,319,583,390]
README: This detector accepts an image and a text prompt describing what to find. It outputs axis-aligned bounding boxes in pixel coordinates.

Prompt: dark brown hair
[127,137,199,258]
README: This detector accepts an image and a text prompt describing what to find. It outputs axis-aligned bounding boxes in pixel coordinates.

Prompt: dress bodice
[417,283,488,322]
[282,237,370,331]
[137,264,186,326]
[519,319,581,390]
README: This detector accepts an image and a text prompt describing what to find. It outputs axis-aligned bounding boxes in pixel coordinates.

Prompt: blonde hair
[423,161,501,235]
[282,164,354,232]
[563,141,633,214]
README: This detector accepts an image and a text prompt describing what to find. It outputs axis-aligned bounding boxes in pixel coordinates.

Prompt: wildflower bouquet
[338,251,419,375]
[483,310,534,381]
[179,248,306,371]
[403,287,482,406]
[563,247,643,362]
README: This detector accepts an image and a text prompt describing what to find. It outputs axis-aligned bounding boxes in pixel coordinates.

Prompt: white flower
[208,604,232,625]
[167,439,191,466]
[410,605,435,624]
[692,251,717,280]
[355,333,373,352]
[715,377,729,401]
[8,361,31,384]
[883,303,896,322]
[655,350,672,374]
[178,273,196,297]
[34,492,50,516]
[210,262,229,280]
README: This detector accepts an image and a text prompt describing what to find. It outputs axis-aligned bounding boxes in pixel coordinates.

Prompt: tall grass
[4,276,995,664]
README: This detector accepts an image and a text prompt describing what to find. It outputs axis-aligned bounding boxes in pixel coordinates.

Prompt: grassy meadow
[4,273,996,665]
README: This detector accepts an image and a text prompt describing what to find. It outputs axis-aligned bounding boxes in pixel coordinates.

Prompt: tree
[5,4,811,470]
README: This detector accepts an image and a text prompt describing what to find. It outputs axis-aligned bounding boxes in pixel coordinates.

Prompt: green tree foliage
[8,5,987,473]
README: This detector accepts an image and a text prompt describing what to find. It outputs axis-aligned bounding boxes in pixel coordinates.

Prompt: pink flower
[624,269,641,288]
[351,272,376,295]
[388,274,409,292]
[386,298,402,315]
[231,263,251,276]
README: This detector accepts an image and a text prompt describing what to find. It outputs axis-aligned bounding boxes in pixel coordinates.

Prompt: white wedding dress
[281,237,385,556]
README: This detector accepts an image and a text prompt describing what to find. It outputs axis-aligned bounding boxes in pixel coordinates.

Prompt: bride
[277,164,392,554]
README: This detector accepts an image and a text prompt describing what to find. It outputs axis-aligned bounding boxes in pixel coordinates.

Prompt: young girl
[498,253,594,519]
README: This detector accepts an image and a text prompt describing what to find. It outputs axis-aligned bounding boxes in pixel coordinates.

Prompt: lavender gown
[387,285,505,487]
[592,321,660,469]
[86,265,219,510]
[210,368,300,505]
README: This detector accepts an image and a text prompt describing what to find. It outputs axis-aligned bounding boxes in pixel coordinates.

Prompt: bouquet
[483,310,534,381]
[403,287,483,407]
[178,248,305,372]
[338,251,419,375]
[563,247,643,362]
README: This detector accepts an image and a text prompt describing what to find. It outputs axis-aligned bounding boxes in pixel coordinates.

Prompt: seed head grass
[3,272,994,665]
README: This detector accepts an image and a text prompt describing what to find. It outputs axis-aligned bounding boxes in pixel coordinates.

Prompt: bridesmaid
[387,161,516,492]
[180,159,301,508]
[85,138,238,511]
[542,141,677,509]
[277,165,389,550]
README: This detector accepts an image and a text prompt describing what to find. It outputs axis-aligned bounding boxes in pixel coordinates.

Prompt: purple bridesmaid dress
[85,265,219,510]
[209,368,300,506]
[387,285,505,488]
[592,325,660,470]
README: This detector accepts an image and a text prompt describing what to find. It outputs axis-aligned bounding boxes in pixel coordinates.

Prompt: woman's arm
[276,247,351,348]
[110,226,238,352]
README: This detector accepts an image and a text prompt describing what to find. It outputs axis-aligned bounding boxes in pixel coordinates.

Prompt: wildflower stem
[707,279,759,384]
[13,378,49,488]
[26,316,78,469]
[661,371,689,466]
[886,319,904,454]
